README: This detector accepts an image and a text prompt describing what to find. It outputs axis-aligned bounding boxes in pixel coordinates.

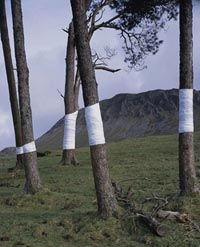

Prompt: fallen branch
[157,210,200,232]
[113,181,200,237]
[135,213,166,237]
[157,210,185,221]
[112,181,166,236]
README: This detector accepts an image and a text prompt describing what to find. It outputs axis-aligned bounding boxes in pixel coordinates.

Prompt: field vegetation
[0,133,200,247]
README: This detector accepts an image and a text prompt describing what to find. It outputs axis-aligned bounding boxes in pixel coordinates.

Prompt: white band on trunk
[85,103,105,146]
[63,111,78,149]
[23,141,36,153]
[179,89,194,133]
[16,146,23,155]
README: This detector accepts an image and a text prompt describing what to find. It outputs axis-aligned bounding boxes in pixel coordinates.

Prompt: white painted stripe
[23,141,36,153]
[16,146,23,155]
[63,111,78,149]
[179,89,194,133]
[85,103,105,146]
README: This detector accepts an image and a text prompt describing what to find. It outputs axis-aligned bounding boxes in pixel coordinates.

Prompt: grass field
[0,133,200,247]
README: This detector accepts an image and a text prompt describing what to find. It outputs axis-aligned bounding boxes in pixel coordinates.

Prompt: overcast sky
[0,1,200,150]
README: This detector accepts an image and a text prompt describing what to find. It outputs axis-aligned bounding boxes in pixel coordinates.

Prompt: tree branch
[92,47,117,67]
[57,89,64,99]
[95,66,121,73]
[89,13,121,39]
[85,0,93,10]
[62,28,69,34]
[88,0,119,39]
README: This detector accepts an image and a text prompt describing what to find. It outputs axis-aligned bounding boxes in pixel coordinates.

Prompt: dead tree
[59,22,80,166]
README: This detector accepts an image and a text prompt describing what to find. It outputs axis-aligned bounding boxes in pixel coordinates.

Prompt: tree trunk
[61,150,79,166]
[179,0,199,195]
[0,0,23,171]
[61,3,119,167]
[70,0,118,218]
[11,0,42,193]
[60,22,79,166]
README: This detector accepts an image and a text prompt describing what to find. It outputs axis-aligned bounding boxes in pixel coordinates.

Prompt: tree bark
[60,22,79,166]
[70,0,118,218]
[0,0,23,170]
[179,0,199,195]
[179,133,198,194]
[11,0,42,193]
[61,149,79,166]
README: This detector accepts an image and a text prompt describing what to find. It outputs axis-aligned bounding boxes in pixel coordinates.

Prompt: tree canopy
[88,0,179,69]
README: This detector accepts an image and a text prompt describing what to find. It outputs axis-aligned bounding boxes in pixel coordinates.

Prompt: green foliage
[108,0,179,69]
[0,132,200,247]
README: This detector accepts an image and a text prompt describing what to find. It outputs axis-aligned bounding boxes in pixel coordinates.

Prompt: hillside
[36,89,200,151]
[0,133,200,246]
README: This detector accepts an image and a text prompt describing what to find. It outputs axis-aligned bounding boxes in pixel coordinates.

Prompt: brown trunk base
[90,144,118,218]
[59,149,79,166]
[179,133,199,195]
[23,152,42,194]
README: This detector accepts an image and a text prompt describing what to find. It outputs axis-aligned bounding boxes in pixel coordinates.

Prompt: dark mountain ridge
[1,89,199,155]
[35,88,200,151]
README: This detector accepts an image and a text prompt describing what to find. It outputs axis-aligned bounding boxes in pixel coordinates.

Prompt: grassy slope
[0,133,200,247]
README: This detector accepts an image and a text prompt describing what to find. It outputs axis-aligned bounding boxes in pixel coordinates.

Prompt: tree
[70,0,118,218]
[61,0,177,166]
[60,19,120,166]
[0,0,23,171]
[108,0,178,69]
[60,21,80,166]
[179,0,199,195]
[11,0,42,193]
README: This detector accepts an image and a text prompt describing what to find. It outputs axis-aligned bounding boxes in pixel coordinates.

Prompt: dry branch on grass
[112,181,200,236]
[157,210,200,232]
[112,181,167,236]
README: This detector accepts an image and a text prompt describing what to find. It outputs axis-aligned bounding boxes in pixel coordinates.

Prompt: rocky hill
[35,89,200,151]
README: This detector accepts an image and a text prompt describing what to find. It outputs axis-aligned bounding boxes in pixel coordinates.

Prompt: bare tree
[59,22,80,166]
[11,0,42,193]
[0,0,23,171]
[179,0,199,195]
[70,0,118,218]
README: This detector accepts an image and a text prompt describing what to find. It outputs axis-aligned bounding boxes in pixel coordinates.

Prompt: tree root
[58,150,79,166]
[58,157,79,166]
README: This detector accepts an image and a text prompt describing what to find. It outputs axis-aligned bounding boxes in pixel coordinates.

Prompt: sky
[0,0,200,150]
